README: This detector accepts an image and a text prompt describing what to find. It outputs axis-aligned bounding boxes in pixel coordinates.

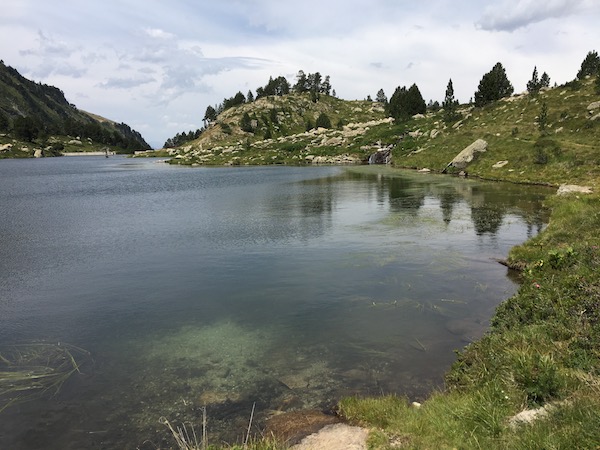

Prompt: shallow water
[0,158,550,448]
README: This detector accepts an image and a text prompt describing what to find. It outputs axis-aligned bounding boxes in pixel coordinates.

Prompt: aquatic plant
[0,341,91,412]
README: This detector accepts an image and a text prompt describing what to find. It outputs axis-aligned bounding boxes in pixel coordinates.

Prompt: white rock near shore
[557,184,593,195]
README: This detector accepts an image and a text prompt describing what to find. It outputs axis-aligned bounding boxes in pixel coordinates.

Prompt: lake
[0,157,551,448]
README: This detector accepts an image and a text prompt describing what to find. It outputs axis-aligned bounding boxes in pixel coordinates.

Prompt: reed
[0,341,91,412]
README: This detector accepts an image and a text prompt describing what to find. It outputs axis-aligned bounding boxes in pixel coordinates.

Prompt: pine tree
[577,50,600,79]
[247,90,254,102]
[527,66,540,95]
[474,62,514,107]
[203,105,217,125]
[540,72,551,89]
[442,78,459,123]
[376,89,387,104]
[293,70,309,93]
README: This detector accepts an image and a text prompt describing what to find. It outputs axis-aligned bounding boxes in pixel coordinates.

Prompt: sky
[1,0,599,148]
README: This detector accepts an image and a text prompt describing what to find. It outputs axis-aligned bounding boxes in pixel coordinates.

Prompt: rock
[590,113,600,121]
[68,139,83,145]
[492,160,509,169]
[443,139,488,171]
[417,168,431,173]
[554,127,564,133]
[0,143,12,152]
[430,129,441,139]
[408,130,422,138]
[452,119,464,129]
[368,148,392,164]
[587,101,600,111]
[412,113,425,119]
[266,410,340,445]
[290,423,368,450]
[557,184,593,195]
[34,149,43,158]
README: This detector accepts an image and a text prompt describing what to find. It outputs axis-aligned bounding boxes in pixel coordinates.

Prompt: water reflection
[0,160,552,449]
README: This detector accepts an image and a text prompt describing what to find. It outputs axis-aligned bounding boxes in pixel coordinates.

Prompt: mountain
[146,75,600,187]
[0,61,150,156]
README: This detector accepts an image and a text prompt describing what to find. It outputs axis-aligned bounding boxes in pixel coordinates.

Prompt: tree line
[163,50,600,149]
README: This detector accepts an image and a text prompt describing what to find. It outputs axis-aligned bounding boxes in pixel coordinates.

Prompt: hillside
[153,76,600,188]
[0,61,150,157]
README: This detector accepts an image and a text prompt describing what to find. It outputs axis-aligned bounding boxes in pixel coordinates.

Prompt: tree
[442,78,459,123]
[526,66,541,95]
[540,72,551,89]
[406,83,426,116]
[538,101,548,133]
[315,112,332,129]
[596,73,600,94]
[386,84,426,120]
[247,90,254,102]
[320,75,332,96]
[240,112,253,133]
[386,86,407,119]
[376,89,387,104]
[577,50,600,79]
[474,62,514,107]
[13,116,39,142]
[203,105,217,125]
[293,70,309,93]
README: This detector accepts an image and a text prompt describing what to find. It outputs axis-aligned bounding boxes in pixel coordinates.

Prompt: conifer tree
[376,89,387,104]
[442,79,459,122]
[474,62,514,107]
[527,66,540,95]
[577,50,600,79]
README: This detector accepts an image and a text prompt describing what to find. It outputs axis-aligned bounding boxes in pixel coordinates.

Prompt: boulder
[443,139,488,172]
[492,160,509,169]
[0,143,12,152]
[557,184,593,195]
[34,149,43,158]
[587,101,600,111]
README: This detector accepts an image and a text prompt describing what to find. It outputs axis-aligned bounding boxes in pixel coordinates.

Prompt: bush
[315,112,332,129]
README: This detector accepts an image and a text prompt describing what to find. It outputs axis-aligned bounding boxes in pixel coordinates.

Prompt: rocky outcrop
[442,139,488,172]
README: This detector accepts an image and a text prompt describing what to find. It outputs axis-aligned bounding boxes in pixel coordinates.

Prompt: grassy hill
[0,61,151,157]
[155,76,600,189]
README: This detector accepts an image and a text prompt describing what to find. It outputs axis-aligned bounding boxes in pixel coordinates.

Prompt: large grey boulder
[443,139,488,172]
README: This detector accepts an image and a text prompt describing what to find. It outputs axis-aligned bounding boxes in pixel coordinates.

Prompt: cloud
[97,76,156,89]
[144,28,175,40]
[477,0,585,32]
[19,30,76,57]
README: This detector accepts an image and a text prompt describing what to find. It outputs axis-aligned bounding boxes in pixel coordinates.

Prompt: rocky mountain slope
[0,61,150,157]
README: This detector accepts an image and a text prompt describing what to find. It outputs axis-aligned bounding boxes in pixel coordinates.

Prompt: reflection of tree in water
[471,205,506,235]
[388,177,425,213]
[438,190,460,224]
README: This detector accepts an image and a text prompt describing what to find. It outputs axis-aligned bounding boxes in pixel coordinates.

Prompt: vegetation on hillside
[0,60,150,156]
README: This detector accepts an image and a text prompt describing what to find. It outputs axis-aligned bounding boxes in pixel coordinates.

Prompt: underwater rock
[265,409,340,445]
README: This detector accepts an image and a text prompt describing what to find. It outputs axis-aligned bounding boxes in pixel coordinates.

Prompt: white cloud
[477,0,586,32]
[1,0,599,148]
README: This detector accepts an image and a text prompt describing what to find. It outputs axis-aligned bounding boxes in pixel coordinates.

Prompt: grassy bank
[339,192,600,449]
